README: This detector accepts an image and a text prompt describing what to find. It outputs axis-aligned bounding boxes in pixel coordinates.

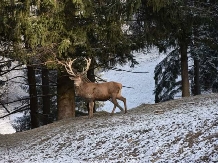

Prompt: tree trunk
[57,75,75,120]
[193,59,201,95]
[27,66,39,129]
[86,58,96,113]
[180,42,190,97]
[42,68,50,125]
[192,20,201,95]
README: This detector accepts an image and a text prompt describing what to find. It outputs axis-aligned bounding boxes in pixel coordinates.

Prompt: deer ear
[69,76,76,80]
[69,76,80,80]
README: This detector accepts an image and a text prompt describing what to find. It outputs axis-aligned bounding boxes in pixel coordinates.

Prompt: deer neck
[74,81,87,96]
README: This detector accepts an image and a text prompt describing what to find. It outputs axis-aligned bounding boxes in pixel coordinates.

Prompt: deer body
[58,58,127,118]
[75,81,120,101]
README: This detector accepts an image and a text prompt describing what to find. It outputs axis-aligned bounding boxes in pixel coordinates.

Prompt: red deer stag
[58,58,127,118]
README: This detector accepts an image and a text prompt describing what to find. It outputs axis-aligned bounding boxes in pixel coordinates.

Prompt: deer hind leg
[109,98,124,112]
[88,101,94,118]
[112,104,116,114]
[111,95,120,114]
[111,93,126,114]
[117,95,127,113]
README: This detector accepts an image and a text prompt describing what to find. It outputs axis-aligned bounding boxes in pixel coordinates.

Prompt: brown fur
[72,76,127,118]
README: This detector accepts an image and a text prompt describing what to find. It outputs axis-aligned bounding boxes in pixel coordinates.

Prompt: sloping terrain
[0,94,217,163]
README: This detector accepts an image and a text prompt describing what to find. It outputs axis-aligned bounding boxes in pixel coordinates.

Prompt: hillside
[0,94,217,163]
[0,49,165,134]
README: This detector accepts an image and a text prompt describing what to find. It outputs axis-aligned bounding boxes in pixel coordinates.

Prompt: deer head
[57,58,91,86]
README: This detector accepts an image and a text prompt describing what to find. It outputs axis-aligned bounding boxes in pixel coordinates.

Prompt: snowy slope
[100,49,166,112]
[101,49,166,112]
[0,60,27,135]
[0,115,15,134]
[0,49,165,134]
[0,94,217,163]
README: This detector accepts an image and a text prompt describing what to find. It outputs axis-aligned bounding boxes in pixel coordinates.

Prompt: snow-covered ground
[0,94,217,163]
[0,114,16,134]
[100,49,166,112]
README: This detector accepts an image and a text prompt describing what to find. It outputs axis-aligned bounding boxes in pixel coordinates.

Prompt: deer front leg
[88,101,94,118]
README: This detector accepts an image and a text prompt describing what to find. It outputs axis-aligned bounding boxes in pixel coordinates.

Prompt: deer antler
[57,58,78,76]
[81,58,92,75]
[57,57,91,76]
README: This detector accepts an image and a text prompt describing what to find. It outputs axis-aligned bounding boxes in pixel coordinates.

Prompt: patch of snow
[100,49,166,112]
[0,60,28,134]
[0,117,16,134]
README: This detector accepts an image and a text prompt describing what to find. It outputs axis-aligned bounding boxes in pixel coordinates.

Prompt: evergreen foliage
[154,49,181,103]
[189,1,218,93]
[190,48,218,93]
[0,0,141,66]
[0,0,142,126]
[12,111,31,132]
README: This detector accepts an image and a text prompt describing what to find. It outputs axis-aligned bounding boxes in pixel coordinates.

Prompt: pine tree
[130,0,193,97]
[131,0,218,101]
[0,0,140,121]
[189,1,218,94]
[154,49,181,103]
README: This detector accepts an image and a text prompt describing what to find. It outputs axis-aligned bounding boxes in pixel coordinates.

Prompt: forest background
[0,0,217,132]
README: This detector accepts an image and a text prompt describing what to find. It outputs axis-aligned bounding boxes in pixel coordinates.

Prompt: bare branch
[0,104,30,119]
[0,101,10,114]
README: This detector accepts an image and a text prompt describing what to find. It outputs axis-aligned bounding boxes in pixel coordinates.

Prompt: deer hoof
[88,115,93,119]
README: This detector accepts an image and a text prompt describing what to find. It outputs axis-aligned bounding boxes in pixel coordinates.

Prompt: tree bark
[86,58,96,113]
[27,66,39,129]
[180,42,190,97]
[42,68,50,125]
[57,75,75,120]
[193,59,201,95]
